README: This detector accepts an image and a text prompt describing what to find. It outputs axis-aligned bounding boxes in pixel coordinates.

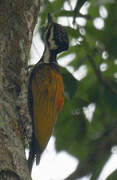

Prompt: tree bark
[0,0,40,179]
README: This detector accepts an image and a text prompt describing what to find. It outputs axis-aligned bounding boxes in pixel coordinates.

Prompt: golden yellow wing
[31,64,64,159]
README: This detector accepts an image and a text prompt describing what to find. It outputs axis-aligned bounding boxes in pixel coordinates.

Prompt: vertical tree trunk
[0,0,40,179]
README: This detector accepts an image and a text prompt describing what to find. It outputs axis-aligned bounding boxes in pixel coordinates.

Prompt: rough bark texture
[0,0,40,179]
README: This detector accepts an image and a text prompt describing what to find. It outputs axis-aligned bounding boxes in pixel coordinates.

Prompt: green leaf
[60,67,78,99]
[106,170,117,180]
[38,0,117,179]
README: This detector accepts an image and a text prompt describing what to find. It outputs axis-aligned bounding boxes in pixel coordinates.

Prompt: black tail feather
[28,133,35,173]
[28,133,42,173]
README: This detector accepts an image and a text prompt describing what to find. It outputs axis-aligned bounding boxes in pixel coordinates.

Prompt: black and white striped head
[43,14,69,54]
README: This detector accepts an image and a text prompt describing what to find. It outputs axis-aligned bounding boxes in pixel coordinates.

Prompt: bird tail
[28,133,36,173]
[28,133,42,173]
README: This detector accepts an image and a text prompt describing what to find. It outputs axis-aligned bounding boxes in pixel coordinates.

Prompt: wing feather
[30,64,64,165]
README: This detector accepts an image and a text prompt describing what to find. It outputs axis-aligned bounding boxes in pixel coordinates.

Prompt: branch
[64,166,80,180]
[73,0,89,23]
[65,122,117,180]
[57,10,91,19]
[88,55,117,95]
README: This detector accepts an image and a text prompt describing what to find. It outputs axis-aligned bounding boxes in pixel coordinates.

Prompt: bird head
[43,13,69,54]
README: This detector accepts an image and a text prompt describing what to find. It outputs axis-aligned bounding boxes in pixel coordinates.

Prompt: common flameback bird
[28,14,69,172]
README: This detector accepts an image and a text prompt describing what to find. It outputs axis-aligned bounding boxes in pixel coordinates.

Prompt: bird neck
[41,46,57,64]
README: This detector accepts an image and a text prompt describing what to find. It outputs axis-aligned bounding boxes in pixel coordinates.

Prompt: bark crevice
[0,0,40,179]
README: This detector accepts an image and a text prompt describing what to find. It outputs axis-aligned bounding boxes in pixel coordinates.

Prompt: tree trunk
[0,0,40,179]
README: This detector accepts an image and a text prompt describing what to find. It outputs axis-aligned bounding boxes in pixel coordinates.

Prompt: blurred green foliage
[39,0,117,179]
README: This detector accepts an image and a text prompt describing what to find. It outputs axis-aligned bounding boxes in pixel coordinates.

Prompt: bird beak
[48,13,53,23]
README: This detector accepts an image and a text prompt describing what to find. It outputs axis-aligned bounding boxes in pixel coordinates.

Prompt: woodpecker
[28,14,69,172]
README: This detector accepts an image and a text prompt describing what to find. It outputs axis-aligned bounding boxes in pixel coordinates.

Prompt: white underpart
[43,25,58,63]
[48,26,58,50]
[42,24,52,63]
[43,46,51,63]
